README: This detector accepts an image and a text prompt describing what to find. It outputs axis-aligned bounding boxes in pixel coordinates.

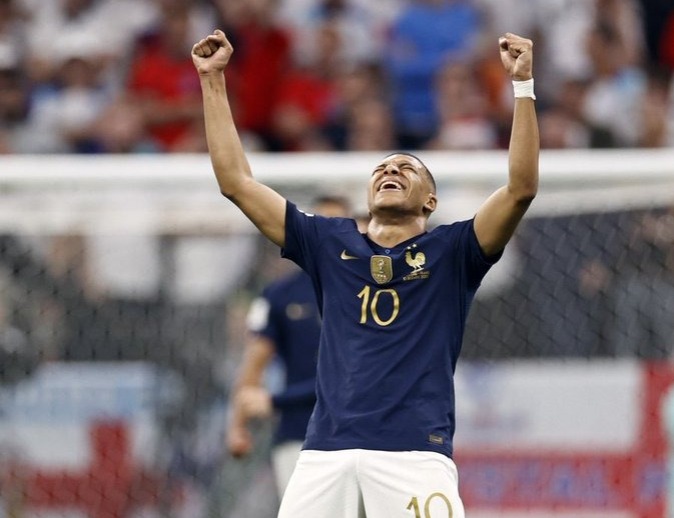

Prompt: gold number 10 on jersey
[357,285,400,326]
[407,493,453,518]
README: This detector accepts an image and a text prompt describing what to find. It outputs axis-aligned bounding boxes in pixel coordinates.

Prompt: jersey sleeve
[454,218,503,288]
[280,201,325,282]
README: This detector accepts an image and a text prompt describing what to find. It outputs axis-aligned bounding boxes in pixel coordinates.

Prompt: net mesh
[0,151,673,518]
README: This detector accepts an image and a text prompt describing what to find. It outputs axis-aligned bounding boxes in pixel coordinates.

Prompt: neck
[366,214,427,248]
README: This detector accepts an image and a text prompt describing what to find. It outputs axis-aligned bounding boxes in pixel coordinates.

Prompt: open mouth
[378,180,404,192]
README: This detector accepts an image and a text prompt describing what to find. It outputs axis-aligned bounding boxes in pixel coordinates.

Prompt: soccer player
[227,195,352,498]
[192,30,538,518]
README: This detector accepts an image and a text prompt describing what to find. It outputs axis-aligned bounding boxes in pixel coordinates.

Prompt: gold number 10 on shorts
[407,493,453,518]
[357,285,400,326]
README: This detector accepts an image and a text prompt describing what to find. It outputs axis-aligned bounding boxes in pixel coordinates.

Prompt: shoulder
[427,219,475,241]
[330,216,360,234]
[288,203,358,235]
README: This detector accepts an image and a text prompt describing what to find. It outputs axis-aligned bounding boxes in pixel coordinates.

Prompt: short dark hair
[384,152,436,193]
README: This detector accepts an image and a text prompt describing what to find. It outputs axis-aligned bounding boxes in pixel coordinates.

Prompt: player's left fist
[498,33,533,81]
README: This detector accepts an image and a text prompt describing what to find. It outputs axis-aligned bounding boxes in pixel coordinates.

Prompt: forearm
[473,34,539,256]
[199,72,252,198]
[192,29,286,246]
[508,97,539,204]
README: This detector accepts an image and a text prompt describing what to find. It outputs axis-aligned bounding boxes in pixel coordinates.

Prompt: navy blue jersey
[247,270,321,445]
[282,202,500,458]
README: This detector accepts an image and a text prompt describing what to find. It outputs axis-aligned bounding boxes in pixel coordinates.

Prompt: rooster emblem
[405,245,426,272]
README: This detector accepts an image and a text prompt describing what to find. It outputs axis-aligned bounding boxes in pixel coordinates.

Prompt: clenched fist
[498,33,533,81]
[191,29,234,75]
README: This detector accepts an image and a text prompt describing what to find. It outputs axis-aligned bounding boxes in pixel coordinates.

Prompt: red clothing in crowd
[127,36,202,151]
[660,13,674,70]
[276,70,338,126]
[227,23,292,134]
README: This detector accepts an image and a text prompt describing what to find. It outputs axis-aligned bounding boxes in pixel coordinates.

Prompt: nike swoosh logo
[340,250,359,260]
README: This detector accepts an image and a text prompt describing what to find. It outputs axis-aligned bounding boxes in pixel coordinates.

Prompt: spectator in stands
[211,0,292,150]
[538,106,591,150]
[0,65,34,153]
[594,0,644,68]
[473,0,535,44]
[85,95,160,153]
[277,0,404,33]
[27,38,113,153]
[659,10,674,71]
[326,62,389,150]
[0,0,668,156]
[270,19,344,151]
[343,97,396,151]
[126,0,205,152]
[279,0,384,69]
[24,0,104,86]
[518,0,595,104]
[383,0,482,149]
[538,79,591,149]
[0,0,25,71]
[636,68,673,148]
[427,60,497,150]
[636,0,673,68]
[580,21,647,147]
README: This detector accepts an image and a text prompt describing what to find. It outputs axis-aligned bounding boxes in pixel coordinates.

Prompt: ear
[423,192,437,216]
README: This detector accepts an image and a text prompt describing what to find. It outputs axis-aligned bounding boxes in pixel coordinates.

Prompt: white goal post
[0,149,672,235]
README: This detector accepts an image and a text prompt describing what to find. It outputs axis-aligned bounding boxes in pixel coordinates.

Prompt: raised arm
[192,30,286,247]
[473,33,539,256]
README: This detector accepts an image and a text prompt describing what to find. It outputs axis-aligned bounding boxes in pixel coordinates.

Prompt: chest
[323,236,457,296]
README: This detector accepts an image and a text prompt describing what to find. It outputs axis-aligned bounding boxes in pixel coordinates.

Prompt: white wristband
[512,78,536,100]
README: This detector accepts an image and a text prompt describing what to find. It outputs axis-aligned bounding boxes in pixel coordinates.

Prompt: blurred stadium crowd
[0,0,672,154]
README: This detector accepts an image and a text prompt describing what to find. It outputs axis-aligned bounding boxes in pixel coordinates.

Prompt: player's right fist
[191,29,233,75]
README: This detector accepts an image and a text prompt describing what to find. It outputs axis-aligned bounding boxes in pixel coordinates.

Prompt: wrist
[512,78,536,100]
[199,69,226,83]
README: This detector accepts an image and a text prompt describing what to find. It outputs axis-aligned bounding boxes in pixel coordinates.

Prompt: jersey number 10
[357,285,400,326]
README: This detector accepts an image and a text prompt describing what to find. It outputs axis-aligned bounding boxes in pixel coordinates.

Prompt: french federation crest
[405,245,426,272]
[403,244,430,281]
[370,255,393,284]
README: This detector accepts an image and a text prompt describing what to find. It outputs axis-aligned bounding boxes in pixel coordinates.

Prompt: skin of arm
[473,33,539,257]
[227,335,275,457]
[192,30,287,247]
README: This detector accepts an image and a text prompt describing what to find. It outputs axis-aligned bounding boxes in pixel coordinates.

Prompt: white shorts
[277,449,465,518]
[271,440,303,498]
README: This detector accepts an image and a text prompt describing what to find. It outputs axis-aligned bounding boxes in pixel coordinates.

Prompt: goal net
[0,149,672,518]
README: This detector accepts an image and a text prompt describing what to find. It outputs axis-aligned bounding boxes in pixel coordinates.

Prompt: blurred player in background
[226,195,352,498]
[192,29,538,518]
